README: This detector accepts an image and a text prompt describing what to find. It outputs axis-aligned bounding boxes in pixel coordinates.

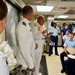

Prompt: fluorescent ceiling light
[58,15,69,18]
[48,17,54,20]
[36,6,54,12]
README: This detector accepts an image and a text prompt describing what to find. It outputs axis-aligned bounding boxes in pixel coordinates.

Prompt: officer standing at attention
[31,15,46,75]
[16,5,38,75]
[0,0,9,75]
[60,33,75,73]
[49,23,60,56]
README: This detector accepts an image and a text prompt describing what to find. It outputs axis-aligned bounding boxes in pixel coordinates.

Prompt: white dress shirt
[63,35,69,42]
[49,26,60,36]
[64,40,75,48]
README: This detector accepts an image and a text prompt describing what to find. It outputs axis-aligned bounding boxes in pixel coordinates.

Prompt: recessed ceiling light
[48,17,54,20]
[36,6,54,12]
[58,15,69,18]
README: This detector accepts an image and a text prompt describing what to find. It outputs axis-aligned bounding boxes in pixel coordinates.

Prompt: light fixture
[58,15,69,18]
[48,17,54,20]
[36,6,54,12]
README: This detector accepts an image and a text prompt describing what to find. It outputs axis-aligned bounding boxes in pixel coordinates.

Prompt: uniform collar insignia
[23,22,26,26]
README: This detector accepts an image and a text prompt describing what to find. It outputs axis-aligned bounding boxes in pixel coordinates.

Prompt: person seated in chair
[60,33,75,73]
[63,31,70,43]
[64,54,75,75]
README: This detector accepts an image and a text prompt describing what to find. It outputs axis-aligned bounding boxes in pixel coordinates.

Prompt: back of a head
[0,0,8,20]
[51,21,54,27]
[22,5,33,16]
[63,22,67,27]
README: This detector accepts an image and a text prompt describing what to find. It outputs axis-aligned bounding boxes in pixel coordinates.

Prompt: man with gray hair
[31,15,47,75]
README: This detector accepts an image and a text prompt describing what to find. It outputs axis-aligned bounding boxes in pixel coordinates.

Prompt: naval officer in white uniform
[16,6,37,74]
[31,15,46,75]
[0,1,9,75]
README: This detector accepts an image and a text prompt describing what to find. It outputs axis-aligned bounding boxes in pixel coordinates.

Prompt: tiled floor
[44,47,67,75]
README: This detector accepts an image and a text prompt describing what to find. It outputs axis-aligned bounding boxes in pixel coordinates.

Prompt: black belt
[52,35,58,37]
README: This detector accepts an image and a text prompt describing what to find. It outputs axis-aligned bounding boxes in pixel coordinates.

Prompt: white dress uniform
[0,51,9,75]
[31,22,45,75]
[16,18,35,73]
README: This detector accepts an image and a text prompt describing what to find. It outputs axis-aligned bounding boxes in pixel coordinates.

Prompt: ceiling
[9,0,75,20]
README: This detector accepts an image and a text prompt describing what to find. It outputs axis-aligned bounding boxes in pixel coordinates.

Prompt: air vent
[23,0,46,5]
[64,10,75,14]
[59,7,67,9]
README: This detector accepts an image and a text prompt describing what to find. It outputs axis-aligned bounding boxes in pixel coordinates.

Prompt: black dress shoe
[51,52,53,54]
[65,70,67,74]
[49,54,52,56]
[61,68,65,73]
[55,54,59,56]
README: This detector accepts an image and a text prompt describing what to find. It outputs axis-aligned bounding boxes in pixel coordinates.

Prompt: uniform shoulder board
[23,22,26,26]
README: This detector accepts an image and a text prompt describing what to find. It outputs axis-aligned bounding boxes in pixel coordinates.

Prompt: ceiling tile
[57,2,75,7]
[46,1,60,6]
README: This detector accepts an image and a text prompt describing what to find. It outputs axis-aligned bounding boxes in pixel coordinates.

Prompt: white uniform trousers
[16,48,34,75]
[33,39,44,75]
[33,51,42,75]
